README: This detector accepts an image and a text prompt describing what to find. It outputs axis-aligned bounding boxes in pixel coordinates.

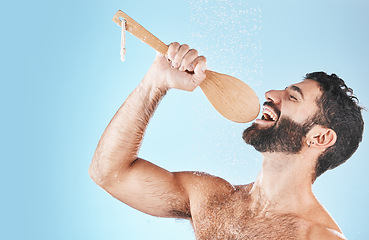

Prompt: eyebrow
[286,85,304,100]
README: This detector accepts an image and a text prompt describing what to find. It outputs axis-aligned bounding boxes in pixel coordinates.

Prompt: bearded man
[89,43,364,239]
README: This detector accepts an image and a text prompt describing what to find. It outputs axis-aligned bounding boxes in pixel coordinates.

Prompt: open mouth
[261,105,280,122]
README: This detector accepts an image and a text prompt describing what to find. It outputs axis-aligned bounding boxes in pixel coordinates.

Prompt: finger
[192,56,207,84]
[173,44,190,69]
[167,42,180,63]
[156,51,164,57]
[179,49,198,72]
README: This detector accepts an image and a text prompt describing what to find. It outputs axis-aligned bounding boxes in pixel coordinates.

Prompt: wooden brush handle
[113,10,168,55]
[113,10,260,123]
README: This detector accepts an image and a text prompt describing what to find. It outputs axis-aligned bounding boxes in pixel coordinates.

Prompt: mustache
[263,101,281,119]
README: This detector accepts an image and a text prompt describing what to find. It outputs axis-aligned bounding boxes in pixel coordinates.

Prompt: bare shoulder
[177,172,255,193]
[174,171,236,194]
[304,200,346,240]
[173,171,246,206]
[308,224,346,240]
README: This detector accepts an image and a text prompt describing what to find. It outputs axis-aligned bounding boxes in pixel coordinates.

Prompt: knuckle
[198,55,206,62]
[180,61,189,69]
[170,42,180,48]
[174,53,182,61]
[181,44,190,50]
[168,42,180,53]
[190,49,198,56]
[168,43,180,60]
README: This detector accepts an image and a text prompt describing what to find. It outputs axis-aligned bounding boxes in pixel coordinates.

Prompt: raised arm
[89,43,208,218]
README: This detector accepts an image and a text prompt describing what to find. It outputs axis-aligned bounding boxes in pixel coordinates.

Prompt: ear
[306,125,337,149]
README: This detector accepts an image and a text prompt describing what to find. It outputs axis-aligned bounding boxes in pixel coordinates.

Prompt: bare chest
[191,194,309,239]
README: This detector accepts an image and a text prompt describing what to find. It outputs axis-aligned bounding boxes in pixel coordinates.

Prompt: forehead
[288,79,322,102]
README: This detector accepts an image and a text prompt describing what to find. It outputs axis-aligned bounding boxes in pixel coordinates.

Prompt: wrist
[138,67,170,102]
[145,62,171,92]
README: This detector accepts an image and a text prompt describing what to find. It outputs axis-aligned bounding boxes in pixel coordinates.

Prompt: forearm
[89,68,168,183]
[89,42,206,187]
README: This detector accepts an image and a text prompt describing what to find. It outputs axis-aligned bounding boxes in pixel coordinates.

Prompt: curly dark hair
[305,72,364,180]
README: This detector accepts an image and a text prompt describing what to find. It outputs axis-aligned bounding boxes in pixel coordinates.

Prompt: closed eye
[285,85,304,101]
[289,95,298,101]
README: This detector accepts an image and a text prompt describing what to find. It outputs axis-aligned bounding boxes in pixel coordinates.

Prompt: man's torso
[189,183,338,239]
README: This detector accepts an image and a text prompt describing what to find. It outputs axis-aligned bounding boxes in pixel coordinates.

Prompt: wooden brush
[113,10,260,123]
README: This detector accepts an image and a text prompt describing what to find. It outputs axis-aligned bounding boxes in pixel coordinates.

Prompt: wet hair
[305,72,364,179]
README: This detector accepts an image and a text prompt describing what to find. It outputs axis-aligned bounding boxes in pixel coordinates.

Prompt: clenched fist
[149,42,207,92]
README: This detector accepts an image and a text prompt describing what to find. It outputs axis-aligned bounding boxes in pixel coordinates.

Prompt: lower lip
[254,119,277,127]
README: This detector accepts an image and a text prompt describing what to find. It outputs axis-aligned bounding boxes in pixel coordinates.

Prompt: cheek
[281,104,316,124]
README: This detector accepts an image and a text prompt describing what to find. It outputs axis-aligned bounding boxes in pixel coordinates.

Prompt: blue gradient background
[1,0,368,239]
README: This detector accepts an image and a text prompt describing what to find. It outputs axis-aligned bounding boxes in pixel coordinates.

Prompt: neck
[250,151,316,214]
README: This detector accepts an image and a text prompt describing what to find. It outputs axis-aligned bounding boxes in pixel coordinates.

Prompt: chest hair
[191,191,309,239]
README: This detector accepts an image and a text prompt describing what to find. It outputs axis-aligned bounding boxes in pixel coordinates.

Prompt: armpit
[169,209,192,219]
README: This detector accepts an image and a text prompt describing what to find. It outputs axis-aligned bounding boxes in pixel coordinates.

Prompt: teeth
[262,107,278,121]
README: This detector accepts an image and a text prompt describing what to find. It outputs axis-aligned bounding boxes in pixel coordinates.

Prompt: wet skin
[89,43,345,239]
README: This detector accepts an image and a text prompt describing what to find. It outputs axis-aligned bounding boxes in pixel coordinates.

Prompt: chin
[242,117,308,154]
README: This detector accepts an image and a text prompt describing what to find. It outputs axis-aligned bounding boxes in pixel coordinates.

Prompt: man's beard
[242,116,314,154]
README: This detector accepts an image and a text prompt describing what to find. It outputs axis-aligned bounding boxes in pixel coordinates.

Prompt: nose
[265,89,282,104]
